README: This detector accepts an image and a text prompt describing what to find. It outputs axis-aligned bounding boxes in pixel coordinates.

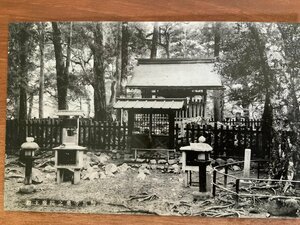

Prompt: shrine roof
[113,98,186,110]
[127,58,223,90]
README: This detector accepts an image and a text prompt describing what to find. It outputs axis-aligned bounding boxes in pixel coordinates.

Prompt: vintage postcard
[4,21,300,218]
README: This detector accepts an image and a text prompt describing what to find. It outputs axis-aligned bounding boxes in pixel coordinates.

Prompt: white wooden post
[243,149,251,178]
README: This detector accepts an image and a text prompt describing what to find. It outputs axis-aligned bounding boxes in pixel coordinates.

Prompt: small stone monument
[53,110,87,184]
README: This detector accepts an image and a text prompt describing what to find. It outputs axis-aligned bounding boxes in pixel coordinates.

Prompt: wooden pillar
[127,111,134,150]
[202,90,207,118]
[169,111,175,149]
[213,89,224,121]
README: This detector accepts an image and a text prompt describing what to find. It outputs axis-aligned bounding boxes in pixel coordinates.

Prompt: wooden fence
[7,118,292,159]
[175,99,204,121]
[208,118,262,128]
[5,118,128,153]
[174,123,264,158]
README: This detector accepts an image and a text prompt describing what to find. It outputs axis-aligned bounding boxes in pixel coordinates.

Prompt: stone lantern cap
[189,136,213,152]
[21,137,39,150]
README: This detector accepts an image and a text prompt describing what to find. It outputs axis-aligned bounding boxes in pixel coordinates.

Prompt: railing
[175,123,264,158]
[212,160,300,204]
[175,99,204,121]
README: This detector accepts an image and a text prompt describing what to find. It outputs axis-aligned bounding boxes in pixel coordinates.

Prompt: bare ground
[4,155,299,218]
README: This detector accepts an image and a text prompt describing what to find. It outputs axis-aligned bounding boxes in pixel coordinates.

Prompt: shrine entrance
[114,98,186,158]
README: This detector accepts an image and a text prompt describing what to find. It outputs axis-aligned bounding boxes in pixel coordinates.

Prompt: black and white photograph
[4,21,300,218]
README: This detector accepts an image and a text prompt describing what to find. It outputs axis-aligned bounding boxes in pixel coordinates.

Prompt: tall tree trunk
[213,22,223,121]
[18,24,32,143]
[165,36,170,59]
[277,24,300,121]
[18,24,31,122]
[93,23,107,121]
[248,23,273,159]
[51,22,71,110]
[38,22,45,118]
[150,23,159,59]
[120,22,129,96]
[110,23,122,105]
[28,92,34,119]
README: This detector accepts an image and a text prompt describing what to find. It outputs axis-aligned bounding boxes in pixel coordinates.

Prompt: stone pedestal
[54,145,86,184]
[192,191,211,201]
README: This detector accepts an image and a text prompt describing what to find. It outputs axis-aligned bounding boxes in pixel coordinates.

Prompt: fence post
[122,122,127,151]
[235,179,240,205]
[224,165,228,187]
[213,169,217,197]
[175,123,179,150]
[213,122,219,157]
[186,124,190,145]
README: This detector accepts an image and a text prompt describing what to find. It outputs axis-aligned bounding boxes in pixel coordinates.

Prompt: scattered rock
[157,165,165,170]
[150,159,157,164]
[215,158,226,166]
[137,172,146,180]
[158,159,167,164]
[226,158,236,164]
[18,185,36,194]
[105,163,118,175]
[131,164,141,168]
[88,171,99,180]
[92,165,99,169]
[139,167,151,175]
[150,165,157,170]
[140,163,149,169]
[99,172,106,179]
[86,152,100,164]
[231,165,241,171]
[32,168,43,184]
[168,159,177,165]
[86,165,94,173]
[118,163,130,173]
[136,158,145,163]
[43,165,56,173]
[45,173,55,180]
[17,178,24,183]
[106,172,115,177]
[171,164,181,174]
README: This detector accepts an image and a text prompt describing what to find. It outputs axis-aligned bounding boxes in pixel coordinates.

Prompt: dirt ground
[4,154,299,218]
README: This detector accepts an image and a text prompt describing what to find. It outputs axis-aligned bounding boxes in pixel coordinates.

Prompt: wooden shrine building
[126,58,223,120]
[114,58,223,156]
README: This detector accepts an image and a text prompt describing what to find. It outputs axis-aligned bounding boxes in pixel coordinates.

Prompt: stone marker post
[243,149,251,178]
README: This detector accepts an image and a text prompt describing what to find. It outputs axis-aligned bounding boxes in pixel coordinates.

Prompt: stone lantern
[53,110,86,184]
[190,136,213,200]
[20,137,39,185]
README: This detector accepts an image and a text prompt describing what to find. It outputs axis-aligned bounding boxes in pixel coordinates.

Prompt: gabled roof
[113,98,186,110]
[127,58,223,90]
